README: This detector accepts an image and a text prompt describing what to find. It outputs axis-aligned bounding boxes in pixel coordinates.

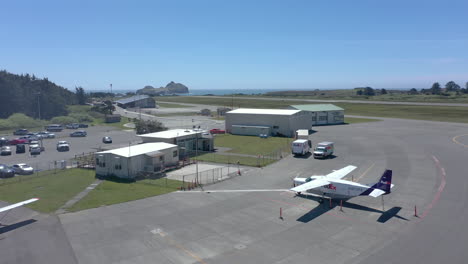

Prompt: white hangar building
[139,129,214,157]
[95,142,179,179]
[288,104,344,125]
[225,108,312,137]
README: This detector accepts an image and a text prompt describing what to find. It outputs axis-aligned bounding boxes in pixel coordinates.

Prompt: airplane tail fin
[375,169,392,194]
[360,170,393,197]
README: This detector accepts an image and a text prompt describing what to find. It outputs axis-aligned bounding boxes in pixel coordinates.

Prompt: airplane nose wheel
[318,198,324,204]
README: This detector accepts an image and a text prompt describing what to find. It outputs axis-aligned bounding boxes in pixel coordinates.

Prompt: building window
[319,116,327,121]
[173,150,178,157]
[334,116,344,121]
[312,117,316,121]
[273,126,279,129]
[160,156,164,162]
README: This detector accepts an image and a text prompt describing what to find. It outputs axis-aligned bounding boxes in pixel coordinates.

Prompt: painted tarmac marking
[452,134,468,148]
[419,156,447,219]
[151,228,207,264]
[176,189,290,193]
[354,162,375,182]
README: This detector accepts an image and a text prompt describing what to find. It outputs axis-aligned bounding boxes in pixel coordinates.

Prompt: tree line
[356,81,468,96]
[0,70,96,120]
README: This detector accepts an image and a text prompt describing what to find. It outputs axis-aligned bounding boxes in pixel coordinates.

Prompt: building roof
[139,129,203,139]
[115,95,151,105]
[289,104,344,111]
[227,108,301,116]
[96,142,177,158]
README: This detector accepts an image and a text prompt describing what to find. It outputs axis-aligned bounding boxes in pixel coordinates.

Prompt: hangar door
[231,125,271,136]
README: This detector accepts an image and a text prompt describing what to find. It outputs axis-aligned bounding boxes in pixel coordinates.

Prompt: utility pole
[195,132,199,184]
[36,92,41,119]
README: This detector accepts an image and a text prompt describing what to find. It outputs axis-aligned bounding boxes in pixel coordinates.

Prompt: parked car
[57,141,70,152]
[37,131,55,139]
[16,144,26,154]
[13,129,28,136]
[0,164,14,178]
[66,123,80,129]
[0,137,9,146]
[209,128,226,134]
[1,146,12,156]
[11,163,34,175]
[29,140,39,145]
[78,123,89,128]
[102,136,112,144]
[30,145,41,155]
[9,138,28,145]
[46,124,63,132]
[70,130,87,137]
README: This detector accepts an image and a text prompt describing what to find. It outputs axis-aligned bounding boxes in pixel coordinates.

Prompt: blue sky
[1,0,467,91]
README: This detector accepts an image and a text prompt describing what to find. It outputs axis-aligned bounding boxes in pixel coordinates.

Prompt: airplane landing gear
[319,193,326,204]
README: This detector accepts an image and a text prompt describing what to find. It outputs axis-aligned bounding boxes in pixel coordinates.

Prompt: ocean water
[94,89,288,96]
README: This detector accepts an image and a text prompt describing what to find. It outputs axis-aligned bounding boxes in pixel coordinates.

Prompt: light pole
[36,92,41,119]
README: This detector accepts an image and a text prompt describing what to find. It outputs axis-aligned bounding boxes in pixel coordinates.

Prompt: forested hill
[0,70,77,119]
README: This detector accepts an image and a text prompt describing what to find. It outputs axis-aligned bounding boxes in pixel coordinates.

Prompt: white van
[313,142,334,159]
[292,139,311,156]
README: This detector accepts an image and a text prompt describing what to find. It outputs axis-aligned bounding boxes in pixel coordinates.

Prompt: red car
[209,128,226,134]
[9,138,28,145]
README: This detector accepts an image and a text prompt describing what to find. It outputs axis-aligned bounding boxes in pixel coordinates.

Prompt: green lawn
[213,134,293,155]
[0,169,96,213]
[157,102,194,108]
[344,117,382,124]
[68,178,184,212]
[160,96,468,124]
[196,153,276,167]
[92,116,134,130]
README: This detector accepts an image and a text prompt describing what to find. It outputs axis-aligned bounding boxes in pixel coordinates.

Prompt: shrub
[7,113,45,128]
[69,113,93,123]
[50,116,78,125]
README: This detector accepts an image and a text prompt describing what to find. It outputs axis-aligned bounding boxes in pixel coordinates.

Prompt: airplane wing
[290,179,330,192]
[0,198,39,213]
[325,165,357,180]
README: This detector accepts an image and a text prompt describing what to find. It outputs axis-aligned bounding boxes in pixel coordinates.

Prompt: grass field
[344,117,382,124]
[196,153,276,167]
[157,102,194,108]
[92,116,134,130]
[154,112,200,117]
[68,178,184,212]
[159,96,468,124]
[213,134,293,155]
[0,169,96,213]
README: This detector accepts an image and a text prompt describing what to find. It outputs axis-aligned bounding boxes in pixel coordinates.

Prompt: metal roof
[96,142,177,158]
[289,104,344,111]
[227,108,301,116]
[139,129,203,139]
[115,95,151,105]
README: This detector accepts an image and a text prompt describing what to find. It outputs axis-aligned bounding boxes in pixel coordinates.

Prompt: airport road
[57,117,468,264]
[0,126,141,171]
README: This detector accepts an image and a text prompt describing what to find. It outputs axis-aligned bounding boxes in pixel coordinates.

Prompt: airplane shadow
[0,219,37,234]
[295,195,408,223]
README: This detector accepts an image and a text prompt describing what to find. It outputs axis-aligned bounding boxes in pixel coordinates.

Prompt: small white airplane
[291,165,393,202]
[0,198,39,214]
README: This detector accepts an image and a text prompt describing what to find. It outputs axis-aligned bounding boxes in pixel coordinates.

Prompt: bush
[50,116,78,125]
[69,113,93,123]
[0,119,15,130]
[6,113,45,128]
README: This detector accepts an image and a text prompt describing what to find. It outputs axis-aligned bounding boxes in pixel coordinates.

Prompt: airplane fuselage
[294,176,370,199]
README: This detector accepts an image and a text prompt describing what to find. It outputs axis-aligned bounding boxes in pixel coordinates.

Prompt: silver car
[12,163,34,175]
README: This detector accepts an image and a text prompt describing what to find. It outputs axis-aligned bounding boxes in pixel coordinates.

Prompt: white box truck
[313,142,334,159]
[292,139,311,156]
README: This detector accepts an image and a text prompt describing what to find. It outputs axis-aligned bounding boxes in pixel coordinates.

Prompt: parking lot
[0,126,141,172]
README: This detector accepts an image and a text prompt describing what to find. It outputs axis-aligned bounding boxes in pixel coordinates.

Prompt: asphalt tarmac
[1,112,467,264]
[51,117,468,264]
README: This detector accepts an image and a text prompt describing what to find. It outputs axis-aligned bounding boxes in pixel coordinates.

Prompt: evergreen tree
[430,82,442,95]
[381,88,388,95]
[75,86,87,105]
[445,81,461,92]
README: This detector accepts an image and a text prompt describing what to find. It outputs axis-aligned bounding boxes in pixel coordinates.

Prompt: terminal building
[288,104,344,125]
[115,95,156,109]
[138,129,214,157]
[225,108,312,137]
[95,142,179,179]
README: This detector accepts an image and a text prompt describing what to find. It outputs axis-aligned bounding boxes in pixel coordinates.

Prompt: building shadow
[0,219,37,234]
